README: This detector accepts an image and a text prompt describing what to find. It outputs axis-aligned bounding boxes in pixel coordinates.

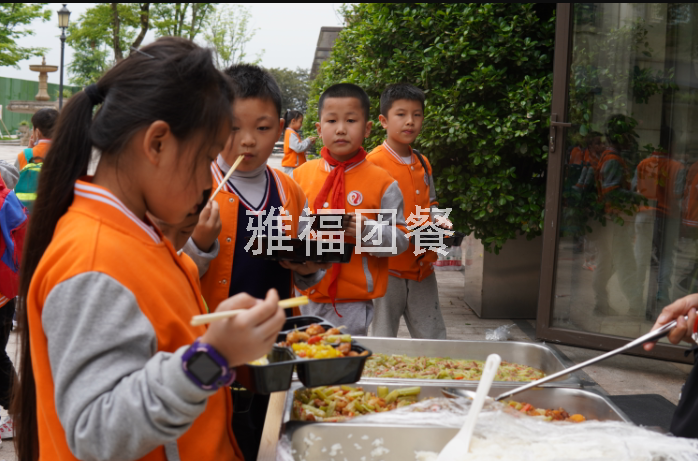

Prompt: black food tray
[309,213,351,231]
[294,343,372,388]
[281,315,335,334]
[236,347,296,394]
[249,236,355,263]
[409,230,465,248]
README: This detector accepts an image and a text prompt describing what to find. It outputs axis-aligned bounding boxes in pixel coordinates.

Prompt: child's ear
[378,114,388,130]
[315,122,322,137]
[142,120,173,165]
[364,120,373,139]
[279,118,285,135]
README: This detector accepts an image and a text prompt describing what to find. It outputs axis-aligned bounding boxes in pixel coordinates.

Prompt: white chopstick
[190,296,309,326]
[209,155,244,203]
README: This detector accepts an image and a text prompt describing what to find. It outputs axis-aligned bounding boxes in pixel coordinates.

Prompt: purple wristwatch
[182,338,236,391]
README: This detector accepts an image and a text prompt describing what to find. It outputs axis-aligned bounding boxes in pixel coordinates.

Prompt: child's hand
[191,200,222,252]
[279,260,332,275]
[344,212,367,239]
[308,136,317,144]
[435,216,453,229]
[201,289,286,367]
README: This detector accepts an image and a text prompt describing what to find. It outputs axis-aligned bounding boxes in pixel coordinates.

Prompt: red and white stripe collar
[322,158,365,173]
[74,182,160,243]
[383,141,414,165]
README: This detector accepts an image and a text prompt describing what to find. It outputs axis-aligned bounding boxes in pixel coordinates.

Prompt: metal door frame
[535,3,691,364]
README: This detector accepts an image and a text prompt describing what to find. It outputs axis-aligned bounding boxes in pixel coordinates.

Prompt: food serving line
[248,318,637,461]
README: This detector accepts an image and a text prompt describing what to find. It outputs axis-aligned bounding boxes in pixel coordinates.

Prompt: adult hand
[279,260,331,276]
[191,200,222,252]
[201,289,285,367]
[643,294,698,351]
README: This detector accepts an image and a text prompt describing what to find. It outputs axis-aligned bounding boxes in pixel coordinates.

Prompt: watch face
[188,351,223,386]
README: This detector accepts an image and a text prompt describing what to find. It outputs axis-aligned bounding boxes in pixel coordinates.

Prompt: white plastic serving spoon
[436,353,502,461]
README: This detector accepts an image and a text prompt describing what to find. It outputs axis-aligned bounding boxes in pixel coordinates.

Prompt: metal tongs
[444,316,691,403]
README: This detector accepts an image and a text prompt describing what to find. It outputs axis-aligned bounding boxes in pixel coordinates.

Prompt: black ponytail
[283,109,303,130]
[13,37,233,461]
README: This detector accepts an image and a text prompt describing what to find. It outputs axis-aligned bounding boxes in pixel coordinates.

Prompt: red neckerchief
[314,146,367,311]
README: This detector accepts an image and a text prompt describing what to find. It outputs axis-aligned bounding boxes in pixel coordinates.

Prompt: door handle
[549,114,571,154]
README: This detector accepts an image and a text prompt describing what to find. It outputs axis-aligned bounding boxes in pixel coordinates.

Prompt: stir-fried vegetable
[292,385,423,422]
[363,353,545,382]
[279,324,365,359]
[503,400,586,422]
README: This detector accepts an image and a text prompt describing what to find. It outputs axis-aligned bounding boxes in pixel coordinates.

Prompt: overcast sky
[1,3,344,83]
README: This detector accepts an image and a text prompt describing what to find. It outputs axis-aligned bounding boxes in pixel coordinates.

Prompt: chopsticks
[190,295,309,326]
[209,155,244,203]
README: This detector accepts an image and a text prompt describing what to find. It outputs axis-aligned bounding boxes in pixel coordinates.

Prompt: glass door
[538,3,698,363]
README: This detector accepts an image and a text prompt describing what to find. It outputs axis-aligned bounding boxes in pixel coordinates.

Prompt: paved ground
[0,147,691,459]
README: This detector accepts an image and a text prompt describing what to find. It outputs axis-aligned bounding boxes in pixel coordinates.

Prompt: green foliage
[266,67,311,114]
[0,3,51,68]
[204,4,261,69]
[304,3,555,252]
[151,3,216,40]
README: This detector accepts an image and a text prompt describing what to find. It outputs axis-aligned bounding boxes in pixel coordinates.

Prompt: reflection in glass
[554,4,698,343]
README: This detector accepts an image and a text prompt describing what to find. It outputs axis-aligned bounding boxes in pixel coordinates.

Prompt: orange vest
[17,140,51,170]
[596,149,629,196]
[367,143,437,281]
[635,152,683,215]
[292,158,397,303]
[28,180,241,461]
[200,163,306,311]
[282,129,307,168]
[569,146,585,166]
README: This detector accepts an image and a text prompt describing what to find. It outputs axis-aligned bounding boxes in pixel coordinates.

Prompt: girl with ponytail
[13,37,285,461]
[281,109,316,174]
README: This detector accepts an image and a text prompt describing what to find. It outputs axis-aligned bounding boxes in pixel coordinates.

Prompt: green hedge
[304,3,555,252]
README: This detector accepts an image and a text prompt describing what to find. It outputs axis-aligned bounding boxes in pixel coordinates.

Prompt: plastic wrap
[485,324,515,341]
[276,397,698,461]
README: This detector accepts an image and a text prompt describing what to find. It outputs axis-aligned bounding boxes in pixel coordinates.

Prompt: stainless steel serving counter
[357,337,580,387]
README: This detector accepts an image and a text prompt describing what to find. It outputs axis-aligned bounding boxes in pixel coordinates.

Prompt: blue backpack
[15,148,43,214]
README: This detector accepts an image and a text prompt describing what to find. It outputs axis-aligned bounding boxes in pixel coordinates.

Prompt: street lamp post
[57,4,71,110]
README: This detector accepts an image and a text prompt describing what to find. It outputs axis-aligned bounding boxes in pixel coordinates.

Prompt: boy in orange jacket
[367,84,449,339]
[292,83,409,336]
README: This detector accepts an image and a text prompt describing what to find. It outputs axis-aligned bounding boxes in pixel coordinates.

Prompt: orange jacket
[282,129,307,168]
[367,143,438,281]
[292,158,401,303]
[28,180,241,461]
[635,152,683,215]
[17,140,51,170]
[200,163,307,311]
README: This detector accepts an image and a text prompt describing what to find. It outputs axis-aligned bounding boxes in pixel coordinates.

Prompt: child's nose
[241,131,256,147]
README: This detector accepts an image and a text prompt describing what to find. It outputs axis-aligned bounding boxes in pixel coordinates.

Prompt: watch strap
[182,338,236,391]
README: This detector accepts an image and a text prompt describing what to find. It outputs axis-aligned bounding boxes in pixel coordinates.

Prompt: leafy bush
[304,3,555,251]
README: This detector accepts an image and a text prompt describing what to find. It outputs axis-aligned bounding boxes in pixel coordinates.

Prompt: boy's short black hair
[380,83,425,116]
[318,83,370,122]
[31,108,59,138]
[224,64,282,116]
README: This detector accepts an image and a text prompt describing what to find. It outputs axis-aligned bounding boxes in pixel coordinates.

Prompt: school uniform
[184,156,324,461]
[291,147,409,335]
[281,128,312,175]
[27,179,242,461]
[15,139,51,171]
[366,142,446,339]
[187,156,323,312]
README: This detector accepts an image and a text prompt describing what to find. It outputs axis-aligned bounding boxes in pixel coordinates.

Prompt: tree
[151,3,216,40]
[305,3,555,252]
[205,4,261,69]
[0,3,51,68]
[67,3,152,86]
[266,67,310,114]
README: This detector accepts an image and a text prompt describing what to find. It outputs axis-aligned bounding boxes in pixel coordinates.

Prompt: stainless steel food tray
[283,381,630,424]
[357,337,580,387]
[281,382,631,461]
